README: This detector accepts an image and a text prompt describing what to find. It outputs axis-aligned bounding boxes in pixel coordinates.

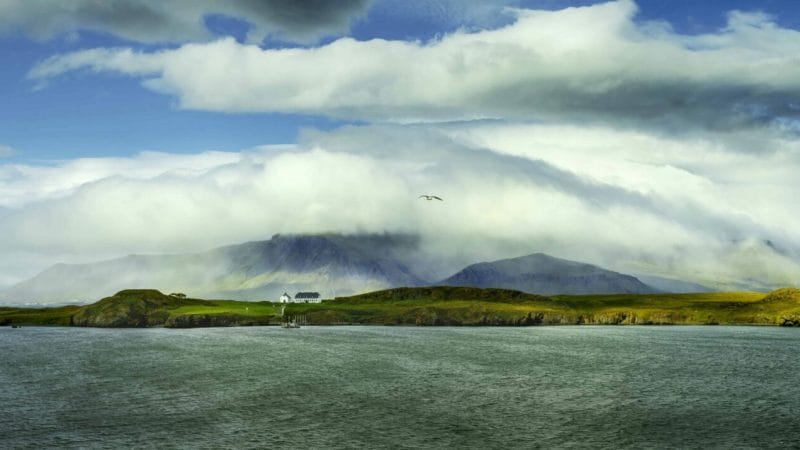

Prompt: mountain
[1,234,673,305]
[0,233,427,304]
[440,253,656,295]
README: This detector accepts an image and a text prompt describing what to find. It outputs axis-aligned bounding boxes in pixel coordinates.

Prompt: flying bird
[419,195,443,201]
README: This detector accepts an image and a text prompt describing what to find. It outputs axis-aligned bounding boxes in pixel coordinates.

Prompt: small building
[295,292,322,303]
[279,292,292,303]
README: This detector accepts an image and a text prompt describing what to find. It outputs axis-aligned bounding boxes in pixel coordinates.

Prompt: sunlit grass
[0,305,80,326]
[282,289,798,326]
[169,300,279,317]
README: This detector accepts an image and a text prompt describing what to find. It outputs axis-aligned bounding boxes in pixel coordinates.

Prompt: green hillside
[283,287,781,326]
[2,287,800,328]
[70,289,282,327]
[0,305,80,326]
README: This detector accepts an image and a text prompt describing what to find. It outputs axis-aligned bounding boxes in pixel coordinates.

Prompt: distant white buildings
[279,291,322,303]
[295,292,322,303]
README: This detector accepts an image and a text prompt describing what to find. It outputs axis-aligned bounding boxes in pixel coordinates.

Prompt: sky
[1,0,800,291]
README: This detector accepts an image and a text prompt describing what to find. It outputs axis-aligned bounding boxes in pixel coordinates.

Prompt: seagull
[419,195,443,201]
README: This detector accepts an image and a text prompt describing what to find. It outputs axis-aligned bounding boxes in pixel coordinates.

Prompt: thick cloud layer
[0,0,370,44]
[1,125,798,291]
[4,1,800,293]
[29,0,800,132]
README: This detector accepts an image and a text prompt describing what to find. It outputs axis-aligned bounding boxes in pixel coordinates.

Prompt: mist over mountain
[441,253,656,295]
[1,233,678,305]
[0,233,427,304]
[634,275,715,294]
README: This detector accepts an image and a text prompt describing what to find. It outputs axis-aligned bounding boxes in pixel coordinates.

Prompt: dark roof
[295,292,320,298]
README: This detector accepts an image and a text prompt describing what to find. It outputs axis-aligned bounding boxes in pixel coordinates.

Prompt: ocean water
[1,326,799,449]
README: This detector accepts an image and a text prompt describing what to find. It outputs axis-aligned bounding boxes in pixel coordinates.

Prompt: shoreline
[2,286,799,329]
[2,322,796,329]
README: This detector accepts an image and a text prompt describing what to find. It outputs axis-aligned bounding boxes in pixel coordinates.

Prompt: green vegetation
[71,289,206,327]
[0,289,282,327]
[284,287,555,325]
[0,305,80,326]
[165,299,281,327]
[283,287,786,326]
[2,286,800,328]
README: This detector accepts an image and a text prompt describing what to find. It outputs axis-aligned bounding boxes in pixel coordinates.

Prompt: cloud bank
[4,1,800,292]
[29,0,800,132]
[0,0,371,44]
[1,125,798,291]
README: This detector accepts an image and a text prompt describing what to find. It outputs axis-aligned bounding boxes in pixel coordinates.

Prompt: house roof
[295,292,320,298]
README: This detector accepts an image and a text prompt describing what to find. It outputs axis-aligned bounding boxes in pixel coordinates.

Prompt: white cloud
[28,0,800,132]
[0,144,15,157]
[8,0,800,292]
[443,123,800,286]
[1,124,798,291]
[0,149,248,208]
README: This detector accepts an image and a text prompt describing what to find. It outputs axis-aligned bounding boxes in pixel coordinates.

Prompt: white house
[279,292,292,303]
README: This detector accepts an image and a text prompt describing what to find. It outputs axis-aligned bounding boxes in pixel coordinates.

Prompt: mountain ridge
[2,233,669,304]
[0,233,426,304]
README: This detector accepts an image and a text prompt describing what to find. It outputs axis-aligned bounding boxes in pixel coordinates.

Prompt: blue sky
[1,0,800,294]
[2,0,799,161]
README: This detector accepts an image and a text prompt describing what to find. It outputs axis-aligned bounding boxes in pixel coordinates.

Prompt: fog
[1,123,798,293]
[3,1,800,295]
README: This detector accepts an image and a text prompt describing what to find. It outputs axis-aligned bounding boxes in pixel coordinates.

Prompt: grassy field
[283,288,790,326]
[165,300,282,327]
[169,300,280,317]
[2,287,799,327]
[0,305,80,326]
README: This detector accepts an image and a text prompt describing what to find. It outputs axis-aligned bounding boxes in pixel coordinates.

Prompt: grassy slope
[70,289,207,327]
[165,300,281,327]
[0,305,80,326]
[2,287,800,327]
[548,292,770,325]
[74,289,284,327]
[283,288,792,326]
[283,287,556,325]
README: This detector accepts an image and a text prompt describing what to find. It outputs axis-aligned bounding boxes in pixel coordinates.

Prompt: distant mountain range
[0,234,425,304]
[0,233,712,304]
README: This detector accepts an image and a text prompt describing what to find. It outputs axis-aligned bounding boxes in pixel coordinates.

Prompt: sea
[2,326,799,449]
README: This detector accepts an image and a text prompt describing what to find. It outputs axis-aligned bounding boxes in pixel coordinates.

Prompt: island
[2,286,800,328]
